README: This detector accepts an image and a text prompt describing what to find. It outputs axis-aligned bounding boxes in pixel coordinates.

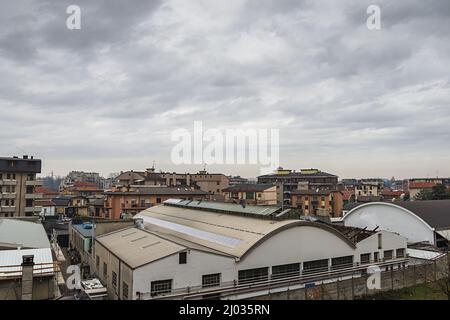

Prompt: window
[156,197,161,204]
[246,192,255,200]
[103,262,108,278]
[202,273,221,288]
[151,279,172,296]
[272,263,300,279]
[303,259,329,274]
[360,253,371,265]
[374,252,379,262]
[331,256,353,270]
[122,282,129,300]
[384,250,393,260]
[96,256,100,269]
[378,234,382,249]
[179,252,187,264]
[396,248,405,258]
[112,272,117,288]
[238,267,269,284]
[140,200,146,208]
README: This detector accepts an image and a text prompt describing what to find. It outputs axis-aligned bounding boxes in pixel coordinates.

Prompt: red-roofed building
[408,182,437,200]
[63,181,104,197]
[36,187,60,200]
[381,190,405,201]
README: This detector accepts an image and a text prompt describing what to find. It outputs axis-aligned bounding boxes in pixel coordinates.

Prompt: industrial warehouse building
[94,199,408,300]
[0,218,56,300]
[341,200,450,248]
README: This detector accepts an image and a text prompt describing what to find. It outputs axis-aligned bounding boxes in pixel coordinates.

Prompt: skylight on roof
[140,216,242,248]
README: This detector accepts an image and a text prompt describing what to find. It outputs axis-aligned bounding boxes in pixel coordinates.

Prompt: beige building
[116,168,229,196]
[222,184,277,205]
[355,181,382,200]
[0,156,42,217]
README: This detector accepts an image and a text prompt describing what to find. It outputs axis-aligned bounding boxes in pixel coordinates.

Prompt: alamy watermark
[367,5,381,30]
[170,121,280,175]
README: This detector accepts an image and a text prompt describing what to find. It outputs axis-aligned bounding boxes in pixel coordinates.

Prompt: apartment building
[115,168,230,196]
[355,181,383,201]
[0,156,42,217]
[257,168,339,206]
[222,184,277,205]
[291,190,344,218]
[104,186,208,219]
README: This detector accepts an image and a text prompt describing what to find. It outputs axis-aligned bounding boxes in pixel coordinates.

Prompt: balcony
[24,206,42,214]
[0,206,16,213]
[0,193,16,199]
[25,193,43,200]
[26,180,43,186]
[0,180,17,186]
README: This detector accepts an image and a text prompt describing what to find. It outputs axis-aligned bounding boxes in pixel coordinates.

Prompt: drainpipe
[21,255,35,300]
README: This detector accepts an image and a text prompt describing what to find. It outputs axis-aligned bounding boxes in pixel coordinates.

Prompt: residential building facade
[0,156,42,217]
[257,167,339,206]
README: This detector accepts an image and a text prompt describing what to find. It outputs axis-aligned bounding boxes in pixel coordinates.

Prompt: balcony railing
[26,180,43,186]
[25,193,43,200]
[0,206,16,213]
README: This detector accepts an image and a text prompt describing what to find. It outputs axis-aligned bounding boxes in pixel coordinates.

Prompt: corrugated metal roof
[135,205,310,258]
[95,227,186,268]
[0,219,50,249]
[407,248,446,261]
[164,199,281,216]
[0,248,54,278]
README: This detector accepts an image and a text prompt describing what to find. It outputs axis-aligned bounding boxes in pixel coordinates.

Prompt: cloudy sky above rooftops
[1,0,449,179]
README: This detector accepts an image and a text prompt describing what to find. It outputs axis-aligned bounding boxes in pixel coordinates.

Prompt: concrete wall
[0,276,55,300]
[343,203,435,244]
[252,255,449,300]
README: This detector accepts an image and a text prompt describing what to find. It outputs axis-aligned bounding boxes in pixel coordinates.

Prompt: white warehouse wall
[132,249,236,298]
[356,230,408,261]
[343,203,435,245]
[237,225,356,270]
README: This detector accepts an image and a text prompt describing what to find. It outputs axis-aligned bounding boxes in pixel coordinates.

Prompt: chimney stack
[21,255,35,300]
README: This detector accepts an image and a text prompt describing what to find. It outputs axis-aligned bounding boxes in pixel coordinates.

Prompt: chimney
[134,218,144,229]
[21,255,35,300]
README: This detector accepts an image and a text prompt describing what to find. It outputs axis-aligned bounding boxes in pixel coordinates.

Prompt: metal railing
[138,257,408,300]
[0,262,58,280]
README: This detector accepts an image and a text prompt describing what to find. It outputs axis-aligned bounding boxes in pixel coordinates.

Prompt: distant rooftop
[222,184,275,193]
[0,156,41,173]
[164,198,282,217]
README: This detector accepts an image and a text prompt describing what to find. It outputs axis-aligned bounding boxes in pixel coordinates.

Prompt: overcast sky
[1,0,449,179]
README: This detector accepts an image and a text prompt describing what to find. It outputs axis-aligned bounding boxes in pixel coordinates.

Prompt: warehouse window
[112,272,117,288]
[122,282,129,300]
[96,256,100,270]
[378,234,382,249]
[202,273,221,288]
[303,259,329,274]
[151,279,172,296]
[272,263,300,279]
[384,250,393,260]
[360,253,371,265]
[103,263,108,279]
[179,252,187,264]
[238,267,269,284]
[396,248,405,258]
[331,256,353,270]
[374,252,379,262]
